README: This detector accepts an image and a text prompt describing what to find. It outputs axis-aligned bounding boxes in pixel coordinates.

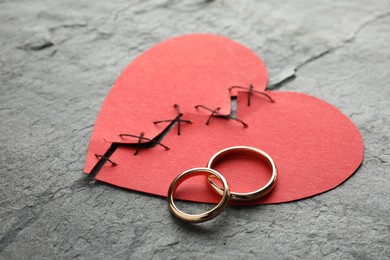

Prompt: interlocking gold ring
[167,167,230,223]
[207,146,277,202]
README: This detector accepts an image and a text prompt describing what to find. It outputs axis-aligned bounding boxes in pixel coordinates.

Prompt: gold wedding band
[207,146,277,202]
[167,167,230,223]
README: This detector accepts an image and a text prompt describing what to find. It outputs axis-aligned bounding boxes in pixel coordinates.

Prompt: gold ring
[207,146,277,202]
[167,167,230,223]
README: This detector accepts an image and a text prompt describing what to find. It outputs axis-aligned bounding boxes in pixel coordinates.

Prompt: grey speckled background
[1,0,390,259]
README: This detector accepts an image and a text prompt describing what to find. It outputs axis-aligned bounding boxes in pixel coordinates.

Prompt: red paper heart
[84,34,363,204]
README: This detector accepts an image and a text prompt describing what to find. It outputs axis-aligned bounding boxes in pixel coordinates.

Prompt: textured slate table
[1,1,389,259]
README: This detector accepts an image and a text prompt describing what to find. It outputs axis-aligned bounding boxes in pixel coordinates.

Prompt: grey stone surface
[1,0,389,259]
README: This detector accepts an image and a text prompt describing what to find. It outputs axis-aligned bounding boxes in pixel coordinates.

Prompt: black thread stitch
[229,84,275,106]
[88,114,182,179]
[153,104,192,135]
[119,132,170,154]
[133,132,145,155]
[195,104,248,128]
[95,153,117,166]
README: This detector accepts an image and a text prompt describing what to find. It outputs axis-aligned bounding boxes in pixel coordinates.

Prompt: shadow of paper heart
[84,34,363,204]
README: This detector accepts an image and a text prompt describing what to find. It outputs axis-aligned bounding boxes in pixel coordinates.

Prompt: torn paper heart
[84,34,363,204]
